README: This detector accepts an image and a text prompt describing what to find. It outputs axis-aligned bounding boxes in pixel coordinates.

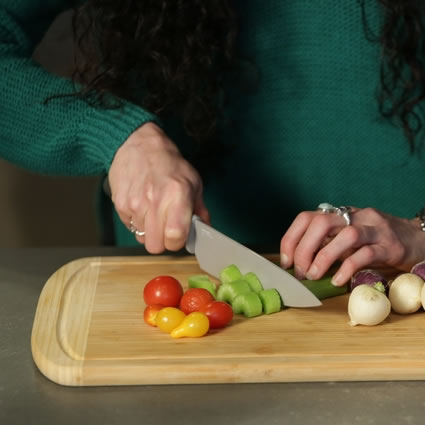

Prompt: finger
[331,244,387,286]
[162,182,196,252]
[144,206,165,254]
[280,211,316,269]
[305,225,377,280]
[293,213,350,279]
[137,180,165,253]
[116,210,133,233]
[132,215,147,244]
[125,184,149,244]
[112,185,146,242]
[351,207,387,227]
[163,204,193,252]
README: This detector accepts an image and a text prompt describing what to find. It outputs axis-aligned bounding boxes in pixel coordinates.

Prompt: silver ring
[317,203,352,226]
[129,219,145,237]
[334,206,352,227]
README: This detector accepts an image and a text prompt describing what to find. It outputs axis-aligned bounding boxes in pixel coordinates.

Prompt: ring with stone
[317,203,337,214]
[129,218,145,237]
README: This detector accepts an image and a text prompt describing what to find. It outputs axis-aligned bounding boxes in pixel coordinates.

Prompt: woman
[1,0,425,286]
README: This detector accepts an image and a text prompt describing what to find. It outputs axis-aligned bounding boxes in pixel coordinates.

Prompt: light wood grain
[31,255,425,386]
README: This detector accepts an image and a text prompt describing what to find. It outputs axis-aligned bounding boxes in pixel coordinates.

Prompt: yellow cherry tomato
[156,307,186,333]
[170,312,210,338]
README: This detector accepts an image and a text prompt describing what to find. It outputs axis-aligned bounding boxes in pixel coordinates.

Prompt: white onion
[389,273,424,314]
[348,284,391,326]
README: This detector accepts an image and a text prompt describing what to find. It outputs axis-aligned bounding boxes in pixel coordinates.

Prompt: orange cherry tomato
[143,304,164,327]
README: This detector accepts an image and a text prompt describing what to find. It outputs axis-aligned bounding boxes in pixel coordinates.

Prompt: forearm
[0,57,154,175]
[0,4,158,176]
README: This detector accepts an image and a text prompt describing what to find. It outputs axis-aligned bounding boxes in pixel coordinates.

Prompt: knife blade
[185,215,321,308]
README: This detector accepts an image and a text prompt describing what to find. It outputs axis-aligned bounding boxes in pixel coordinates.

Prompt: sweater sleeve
[0,0,157,176]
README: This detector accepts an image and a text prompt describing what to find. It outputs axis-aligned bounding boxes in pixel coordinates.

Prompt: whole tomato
[201,301,233,329]
[143,304,164,327]
[143,276,183,307]
[179,288,214,315]
[170,312,210,338]
[156,307,186,333]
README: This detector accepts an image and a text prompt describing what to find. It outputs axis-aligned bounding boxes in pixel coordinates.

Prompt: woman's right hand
[108,122,210,253]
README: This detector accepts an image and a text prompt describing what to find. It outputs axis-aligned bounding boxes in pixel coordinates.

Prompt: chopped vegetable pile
[142,264,286,338]
[142,263,345,338]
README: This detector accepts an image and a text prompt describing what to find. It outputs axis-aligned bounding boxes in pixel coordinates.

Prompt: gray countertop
[1,247,425,425]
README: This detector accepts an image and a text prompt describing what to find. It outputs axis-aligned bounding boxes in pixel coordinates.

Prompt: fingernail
[165,228,183,240]
[280,253,288,268]
[295,266,304,280]
[306,264,318,281]
[331,273,343,286]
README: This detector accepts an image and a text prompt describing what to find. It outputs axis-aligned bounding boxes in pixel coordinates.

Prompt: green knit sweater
[1,0,424,248]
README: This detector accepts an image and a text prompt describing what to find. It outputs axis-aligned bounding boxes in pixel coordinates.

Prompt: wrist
[127,122,179,154]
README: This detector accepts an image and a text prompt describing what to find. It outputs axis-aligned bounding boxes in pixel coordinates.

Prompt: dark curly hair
[361,0,425,151]
[71,0,237,148]
[69,0,425,151]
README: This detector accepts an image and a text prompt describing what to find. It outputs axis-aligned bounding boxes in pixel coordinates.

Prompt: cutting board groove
[31,255,425,386]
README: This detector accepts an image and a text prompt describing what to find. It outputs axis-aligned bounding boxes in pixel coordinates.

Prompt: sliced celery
[259,289,282,314]
[216,280,251,304]
[243,272,264,293]
[188,275,217,298]
[232,292,263,317]
[220,264,242,284]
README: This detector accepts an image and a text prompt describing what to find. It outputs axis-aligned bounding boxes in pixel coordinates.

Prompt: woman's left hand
[280,207,425,286]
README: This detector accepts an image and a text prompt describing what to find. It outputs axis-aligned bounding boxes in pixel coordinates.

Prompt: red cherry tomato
[143,304,164,327]
[179,288,214,315]
[201,301,233,329]
[143,276,183,307]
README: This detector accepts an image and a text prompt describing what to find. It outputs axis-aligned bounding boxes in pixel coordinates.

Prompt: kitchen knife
[185,215,322,308]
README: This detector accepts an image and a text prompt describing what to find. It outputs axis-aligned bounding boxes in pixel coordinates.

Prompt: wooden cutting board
[31,255,425,386]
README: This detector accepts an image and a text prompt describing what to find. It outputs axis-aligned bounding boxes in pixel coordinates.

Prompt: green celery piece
[285,268,348,300]
[216,280,251,304]
[232,292,263,317]
[188,275,217,298]
[259,289,282,314]
[243,272,264,293]
[300,276,349,301]
[220,264,242,284]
